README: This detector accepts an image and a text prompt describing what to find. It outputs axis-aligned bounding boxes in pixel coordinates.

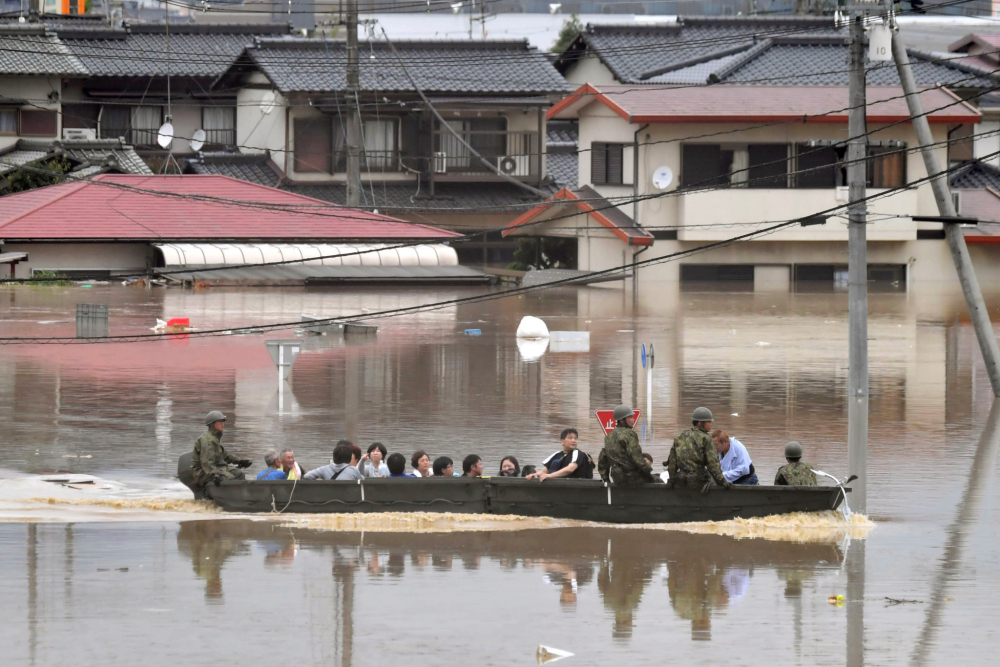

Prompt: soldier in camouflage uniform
[665,407,731,492]
[190,411,251,488]
[774,441,817,486]
[597,404,654,485]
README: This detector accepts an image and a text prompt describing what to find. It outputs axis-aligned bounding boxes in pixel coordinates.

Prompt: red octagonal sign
[595,409,641,435]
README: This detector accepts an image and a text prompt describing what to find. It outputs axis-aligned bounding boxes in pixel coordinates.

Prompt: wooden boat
[179,454,847,524]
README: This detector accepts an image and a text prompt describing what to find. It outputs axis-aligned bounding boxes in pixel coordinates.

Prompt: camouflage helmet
[205,410,227,426]
[784,441,803,458]
[692,406,714,422]
[612,404,634,421]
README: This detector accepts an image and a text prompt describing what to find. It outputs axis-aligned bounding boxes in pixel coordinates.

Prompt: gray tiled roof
[0,138,151,178]
[547,152,578,189]
[238,39,572,94]
[187,151,552,213]
[950,160,1000,189]
[724,44,996,87]
[0,32,87,76]
[546,120,578,147]
[558,18,838,84]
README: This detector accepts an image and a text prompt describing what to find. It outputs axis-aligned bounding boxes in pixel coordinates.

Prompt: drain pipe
[630,124,650,311]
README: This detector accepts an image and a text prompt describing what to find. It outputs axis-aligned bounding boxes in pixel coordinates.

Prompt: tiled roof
[558,20,997,88]
[546,152,578,189]
[724,44,996,87]
[188,152,280,186]
[950,160,1000,189]
[231,39,572,94]
[546,120,578,147]
[550,84,981,124]
[556,18,838,83]
[0,138,151,179]
[503,185,653,246]
[0,32,87,75]
[0,174,459,241]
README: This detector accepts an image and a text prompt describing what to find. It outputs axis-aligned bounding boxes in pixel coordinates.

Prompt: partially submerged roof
[0,138,152,182]
[549,84,980,124]
[216,39,572,95]
[502,186,653,246]
[0,31,87,76]
[0,174,460,242]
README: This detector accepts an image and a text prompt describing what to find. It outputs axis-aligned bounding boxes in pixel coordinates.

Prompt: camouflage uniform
[190,426,244,487]
[774,461,817,486]
[666,425,728,490]
[598,425,654,485]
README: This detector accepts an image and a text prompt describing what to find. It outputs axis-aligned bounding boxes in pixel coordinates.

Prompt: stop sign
[595,409,641,435]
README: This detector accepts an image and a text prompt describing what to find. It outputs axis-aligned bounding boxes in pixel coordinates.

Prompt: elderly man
[711,429,758,485]
[280,449,307,480]
[256,450,287,481]
[190,411,251,488]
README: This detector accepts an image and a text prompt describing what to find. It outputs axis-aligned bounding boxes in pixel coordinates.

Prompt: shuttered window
[591,142,625,185]
[18,109,57,137]
[747,144,788,188]
[294,118,332,174]
[681,144,728,188]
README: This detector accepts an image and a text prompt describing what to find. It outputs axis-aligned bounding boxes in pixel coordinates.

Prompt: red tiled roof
[548,84,981,124]
[0,175,460,241]
[502,186,653,246]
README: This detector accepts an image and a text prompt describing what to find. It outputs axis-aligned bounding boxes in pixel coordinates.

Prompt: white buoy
[516,315,549,339]
[516,336,549,362]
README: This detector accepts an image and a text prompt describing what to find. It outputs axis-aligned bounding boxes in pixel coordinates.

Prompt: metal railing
[432,131,540,177]
[334,150,399,173]
[203,128,236,148]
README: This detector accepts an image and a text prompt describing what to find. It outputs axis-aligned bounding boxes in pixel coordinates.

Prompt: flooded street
[1,281,998,665]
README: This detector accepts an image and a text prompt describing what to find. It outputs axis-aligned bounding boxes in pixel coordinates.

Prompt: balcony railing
[99,126,160,148]
[431,130,540,178]
[334,150,399,173]
[203,128,236,148]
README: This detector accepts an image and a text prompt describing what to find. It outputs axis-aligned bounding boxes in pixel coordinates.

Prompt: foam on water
[280,511,575,533]
[631,510,876,543]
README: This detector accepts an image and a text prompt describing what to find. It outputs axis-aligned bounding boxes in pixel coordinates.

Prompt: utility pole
[345,0,362,207]
[885,15,1000,397]
[847,12,868,515]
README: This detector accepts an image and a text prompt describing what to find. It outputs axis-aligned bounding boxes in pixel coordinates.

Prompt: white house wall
[974,120,1000,168]
[563,56,618,87]
[236,85,287,168]
[0,243,152,278]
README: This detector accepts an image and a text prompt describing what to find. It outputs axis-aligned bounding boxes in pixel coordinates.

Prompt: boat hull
[204,477,845,524]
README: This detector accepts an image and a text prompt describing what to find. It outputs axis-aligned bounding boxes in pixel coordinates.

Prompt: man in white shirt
[711,429,758,485]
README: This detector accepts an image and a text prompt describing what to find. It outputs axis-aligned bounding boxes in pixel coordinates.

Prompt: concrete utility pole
[345,0,363,208]
[888,28,1000,397]
[847,13,869,515]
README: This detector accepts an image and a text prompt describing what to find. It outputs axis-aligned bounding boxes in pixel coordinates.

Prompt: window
[592,142,632,185]
[362,119,396,171]
[681,144,732,189]
[435,118,507,172]
[294,118,332,173]
[202,107,236,148]
[18,109,58,137]
[0,109,16,135]
[99,105,162,145]
[868,145,905,188]
[949,124,974,163]
[131,106,161,147]
[747,144,788,188]
[62,103,99,130]
[100,105,131,141]
[681,264,754,281]
[795,143,841,188]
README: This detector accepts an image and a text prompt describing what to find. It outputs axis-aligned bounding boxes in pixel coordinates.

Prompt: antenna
[189,129,206,152]
[156,122,174,149]
[651,166,673,190]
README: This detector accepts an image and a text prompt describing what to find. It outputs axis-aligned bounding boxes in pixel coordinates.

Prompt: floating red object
[166,317,190,328]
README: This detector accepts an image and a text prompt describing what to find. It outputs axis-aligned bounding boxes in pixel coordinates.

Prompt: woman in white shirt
[360,442,389,478]
[411,450,433,477]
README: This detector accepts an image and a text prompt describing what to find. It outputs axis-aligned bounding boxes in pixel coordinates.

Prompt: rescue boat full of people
[178,407,851,524]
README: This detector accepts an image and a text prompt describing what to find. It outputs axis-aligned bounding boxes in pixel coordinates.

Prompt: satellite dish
[260,91,276,115]
[156,122,174,149]
[652,166,673,190]
[189,128,206,152]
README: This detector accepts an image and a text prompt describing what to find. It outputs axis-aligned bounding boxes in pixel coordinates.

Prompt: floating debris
[828,595,846,607]
[536,645,574,664]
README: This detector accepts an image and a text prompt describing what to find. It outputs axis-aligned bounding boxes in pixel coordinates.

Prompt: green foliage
[4,156,72,194]
[28,271,72,286]
[508,237,577,272]
[552,14,583,54]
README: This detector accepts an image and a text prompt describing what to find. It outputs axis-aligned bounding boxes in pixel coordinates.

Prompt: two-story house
[503,18,1000,291]
[200,38,571,263]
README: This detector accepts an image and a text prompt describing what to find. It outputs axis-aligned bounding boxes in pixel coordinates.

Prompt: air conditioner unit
[433,151,447,174]
[62,128,96,141]
[498,154,531,177]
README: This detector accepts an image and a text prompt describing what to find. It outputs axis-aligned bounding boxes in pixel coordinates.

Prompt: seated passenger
[361,442,389,478]
[529,428,593,481]
[386,452,414,478]
[433,456,455,477]
[411,450,433,477]
[498,456,520,477]
[280,449,308,480]
[520,465,537,477]
[642,453,668,484]
[712,429,758,485]
[303,443,364,481]
[774,442,817,486]
[256,450,288,481]
[462,454,484,478]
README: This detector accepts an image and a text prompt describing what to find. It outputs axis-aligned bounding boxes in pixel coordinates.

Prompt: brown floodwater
[0,281,998,666]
